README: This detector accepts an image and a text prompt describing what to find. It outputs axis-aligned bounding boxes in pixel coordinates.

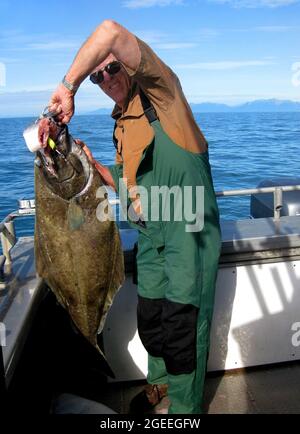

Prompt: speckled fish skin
[34,124,125,355]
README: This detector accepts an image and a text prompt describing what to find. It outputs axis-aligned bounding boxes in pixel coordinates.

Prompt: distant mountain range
[88,108,112,115]
[88,99,300,115]
[190,99,300,113]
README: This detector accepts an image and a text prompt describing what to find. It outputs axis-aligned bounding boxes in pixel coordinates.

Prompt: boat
[1,179,300,414]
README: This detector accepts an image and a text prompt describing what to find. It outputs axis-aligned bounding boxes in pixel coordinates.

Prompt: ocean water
[0,112,299,239]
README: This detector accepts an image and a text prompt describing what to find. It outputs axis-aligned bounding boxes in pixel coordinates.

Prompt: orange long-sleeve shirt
[111,37,208,194]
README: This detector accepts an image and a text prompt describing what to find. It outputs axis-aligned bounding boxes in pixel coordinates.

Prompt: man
[49,20,221,414]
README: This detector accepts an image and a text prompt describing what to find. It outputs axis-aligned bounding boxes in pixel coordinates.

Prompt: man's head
[90,54,131,108]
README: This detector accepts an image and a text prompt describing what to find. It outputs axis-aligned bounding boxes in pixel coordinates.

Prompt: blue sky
[0,0,299,116]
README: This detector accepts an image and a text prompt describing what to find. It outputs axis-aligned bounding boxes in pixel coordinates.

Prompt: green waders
[109,113,221,414]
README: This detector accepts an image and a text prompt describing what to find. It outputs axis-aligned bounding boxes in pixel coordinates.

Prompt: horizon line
[1,98,300,119]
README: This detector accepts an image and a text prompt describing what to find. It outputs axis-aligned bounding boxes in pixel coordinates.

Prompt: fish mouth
[36,116,67,178]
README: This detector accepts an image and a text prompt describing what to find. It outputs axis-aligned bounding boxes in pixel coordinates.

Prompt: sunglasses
[89,61,122,84]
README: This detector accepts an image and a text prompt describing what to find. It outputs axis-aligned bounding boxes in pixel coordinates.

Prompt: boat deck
[90,361,300,414]
[2,216,300,414]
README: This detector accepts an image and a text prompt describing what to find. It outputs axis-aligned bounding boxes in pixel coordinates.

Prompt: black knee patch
[162,299,199,375]
[137,295,164,357]
[137,296,199,375]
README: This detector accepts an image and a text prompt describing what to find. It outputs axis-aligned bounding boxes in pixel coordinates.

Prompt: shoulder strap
[112,121,122,155]
[139,89,158,124]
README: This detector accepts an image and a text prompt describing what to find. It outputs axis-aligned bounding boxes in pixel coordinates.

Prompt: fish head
[36,118,91,200]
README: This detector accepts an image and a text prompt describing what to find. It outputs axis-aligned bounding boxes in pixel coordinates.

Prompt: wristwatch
[62,75,79,93]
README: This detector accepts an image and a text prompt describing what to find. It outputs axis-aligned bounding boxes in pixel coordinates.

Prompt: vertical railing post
[273,187,283,219]
[0,220,16,272]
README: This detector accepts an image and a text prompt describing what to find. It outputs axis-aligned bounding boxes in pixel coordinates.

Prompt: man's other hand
[75,139,95,164]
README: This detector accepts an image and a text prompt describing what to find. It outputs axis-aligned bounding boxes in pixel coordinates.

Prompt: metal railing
[215,184,300,220]
[1,184,300,276]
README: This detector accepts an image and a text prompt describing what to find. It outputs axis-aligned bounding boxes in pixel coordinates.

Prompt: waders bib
[109,95,221,414]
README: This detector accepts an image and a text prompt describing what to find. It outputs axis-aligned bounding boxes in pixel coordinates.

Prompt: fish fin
[67,199,85,230]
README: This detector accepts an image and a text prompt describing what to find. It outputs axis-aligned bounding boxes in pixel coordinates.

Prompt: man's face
[93,54,131,108]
